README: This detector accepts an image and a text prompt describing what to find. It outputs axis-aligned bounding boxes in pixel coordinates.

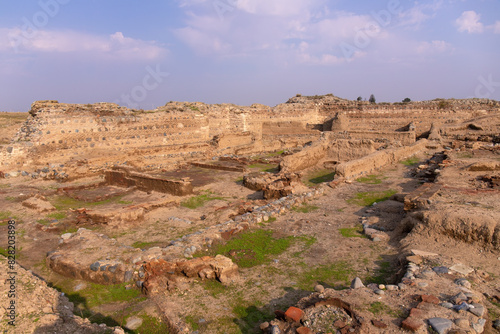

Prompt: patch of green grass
[347,189,397,207]
[356,174,384,184]
[367,301,406,318]
[400,156,420,166]
[305,169,336,186]
[67,282,144,308]
[233,304,274,333]
[298,261,355,290]
[339,225,367,238]
[368,301,391,316]
[132,241,162,249]
[292,203,319,213]
[291,235,317,258]
[202,279,229,297]
[37,219,50,226]
[248,163,279,173]
[0,211,17,222]
[117,200,133,205]
[5,196,16,201]
[365,261,395,285]
[0,247,7,257]
[185,315,200,331]
[181,191,225,209]
[133,314,170,334]
[457,152,474,159]
[267,150,284,157]
[201,229,292,268]
[61,226,79,234]
[46,212,67,220]
[295,235,317,248]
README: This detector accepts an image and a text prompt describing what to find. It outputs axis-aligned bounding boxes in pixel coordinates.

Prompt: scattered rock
[472,319,486,333]
[89,262,100,272]
[411,249,438,257]
[284,307,304,323]
[454,318,469,328]
[350,277,364,289]
[402,318,424,331]
[371,320,387,329]
[61,233,73,240]
[125,316,143,330]
[454,278,472,289]
[296,327,313,334]
[314,284,325,293]
[450,264,474,276]
[421,295,440,304]
[428,317,452,334]
[468,303,485,317]
[432,266,448,274]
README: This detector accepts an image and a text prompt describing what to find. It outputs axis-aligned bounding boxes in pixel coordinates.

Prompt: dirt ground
[1,145,500,333]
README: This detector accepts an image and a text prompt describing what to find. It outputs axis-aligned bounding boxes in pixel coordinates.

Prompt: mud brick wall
[344,131,416,146]
[104,169,193,196]
[335,139,429,180]
[189,162,247,173]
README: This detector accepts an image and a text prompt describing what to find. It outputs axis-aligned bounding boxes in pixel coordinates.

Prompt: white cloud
[237,0,324,17]
[456,10,484,33]
[397,1,442,29]
[0,29,166,60]
[417,40,454,54]
[493,21,500,34]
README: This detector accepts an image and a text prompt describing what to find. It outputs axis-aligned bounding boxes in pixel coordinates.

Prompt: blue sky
[0,0,499,111]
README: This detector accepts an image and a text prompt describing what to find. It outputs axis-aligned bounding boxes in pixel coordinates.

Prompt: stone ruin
[1,94,500,333]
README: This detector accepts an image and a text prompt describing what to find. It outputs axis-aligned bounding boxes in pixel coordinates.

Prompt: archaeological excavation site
[1,94,500,334]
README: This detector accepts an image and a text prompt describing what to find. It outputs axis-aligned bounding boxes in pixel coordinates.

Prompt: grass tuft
[400,157,420,166]
[298,261,355,290]
[199,229,292,268]
[305,169,336,186]
[339,225,367,238]
[347,190,397,207]
[292,204,319,213]
[356,174,384,184]
[180,191,225,209]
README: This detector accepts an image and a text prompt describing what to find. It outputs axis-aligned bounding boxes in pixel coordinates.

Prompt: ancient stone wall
[1,96,498,172]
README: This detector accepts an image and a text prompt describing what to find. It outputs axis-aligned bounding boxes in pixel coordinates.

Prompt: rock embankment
[0,256,124,333]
